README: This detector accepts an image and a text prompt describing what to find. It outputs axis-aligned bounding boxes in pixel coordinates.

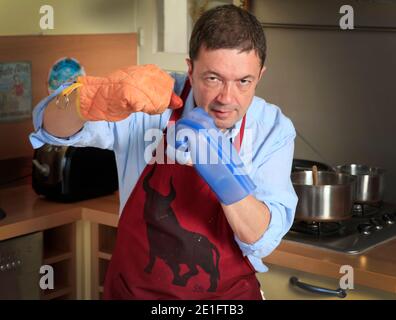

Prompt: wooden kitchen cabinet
[41,223,77,300]
[90,223,117,300]
[256,264,396,300]
[2,186,395,300]
[41,223,396,300]
[43,221,396,300]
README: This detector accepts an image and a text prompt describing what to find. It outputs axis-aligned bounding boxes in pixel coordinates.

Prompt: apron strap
[233,115,246,153]
[169,78,191,123]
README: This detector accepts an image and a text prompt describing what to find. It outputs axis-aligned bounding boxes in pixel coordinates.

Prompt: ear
[186,58,193,84]
[258,66,266,81]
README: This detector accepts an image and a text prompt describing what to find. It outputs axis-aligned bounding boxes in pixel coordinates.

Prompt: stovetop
[283,203,396,254]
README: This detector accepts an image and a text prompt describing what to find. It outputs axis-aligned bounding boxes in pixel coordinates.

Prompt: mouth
[210,108,234,121]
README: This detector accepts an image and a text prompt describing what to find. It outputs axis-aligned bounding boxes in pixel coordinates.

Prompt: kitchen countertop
[0,185,119,240]
[1,185,395,294]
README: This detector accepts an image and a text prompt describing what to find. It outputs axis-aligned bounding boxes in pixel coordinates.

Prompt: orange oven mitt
[61,64,183,121]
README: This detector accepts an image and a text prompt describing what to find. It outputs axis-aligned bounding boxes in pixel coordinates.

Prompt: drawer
[0,232,43,299]
[256,264,396,300]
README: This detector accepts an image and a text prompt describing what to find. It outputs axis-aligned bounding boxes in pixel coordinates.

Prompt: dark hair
[189,4,266,68]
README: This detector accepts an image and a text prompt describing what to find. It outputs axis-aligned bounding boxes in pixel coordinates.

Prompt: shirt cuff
[234,201,286,273]
[29,82,84,149]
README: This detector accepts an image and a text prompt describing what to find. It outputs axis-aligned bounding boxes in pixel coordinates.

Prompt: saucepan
[335,164,385,204]
[292,159,386,204]
[291,170,356,222]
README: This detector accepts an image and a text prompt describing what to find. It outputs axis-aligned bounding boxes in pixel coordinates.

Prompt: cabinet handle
[289,276,347,298]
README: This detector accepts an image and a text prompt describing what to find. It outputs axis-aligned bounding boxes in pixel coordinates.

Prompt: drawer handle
[289,276,347,298]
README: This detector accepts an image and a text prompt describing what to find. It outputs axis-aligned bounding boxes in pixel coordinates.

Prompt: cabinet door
[136,0,189,72]
[136,0,247,72]
[0,232,42,299]
[256,264,396,300]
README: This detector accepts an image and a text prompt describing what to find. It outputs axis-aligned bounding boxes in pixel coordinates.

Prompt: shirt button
[253,250,261,256]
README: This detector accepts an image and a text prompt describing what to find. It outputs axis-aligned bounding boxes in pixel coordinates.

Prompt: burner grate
[291,221,343,236]
[285,203,396,254]
[352,203,382,217]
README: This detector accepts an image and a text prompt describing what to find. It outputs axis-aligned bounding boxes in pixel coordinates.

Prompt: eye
[207,76,220,82]
[204,76,222,87]
[239,79,251,86]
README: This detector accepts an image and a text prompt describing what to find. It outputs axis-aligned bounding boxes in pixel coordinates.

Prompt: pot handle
[289,276,347,298]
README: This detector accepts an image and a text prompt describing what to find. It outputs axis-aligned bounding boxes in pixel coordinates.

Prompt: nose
[215,82,234,105]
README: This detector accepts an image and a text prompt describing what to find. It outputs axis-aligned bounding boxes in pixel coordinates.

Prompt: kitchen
[1,0,396,301]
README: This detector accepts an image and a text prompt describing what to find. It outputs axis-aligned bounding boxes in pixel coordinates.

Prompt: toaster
[32,144,118,202]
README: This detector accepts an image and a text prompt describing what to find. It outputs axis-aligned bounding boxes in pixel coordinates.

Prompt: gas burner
[352,203,382,217]
[357,217,387,235]
[357,223,375,235]
[382,212,395,225]
[369,218,384,230]
[291,221,343,237]
[285,203,396,254]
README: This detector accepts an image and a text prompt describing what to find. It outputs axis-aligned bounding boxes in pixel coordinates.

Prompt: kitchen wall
[252,0,396,201]
[2,0,395,201]
[0,0,137,36]
[0,0,137,160]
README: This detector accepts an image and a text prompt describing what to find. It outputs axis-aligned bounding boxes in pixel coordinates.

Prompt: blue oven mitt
[174,107,256,205]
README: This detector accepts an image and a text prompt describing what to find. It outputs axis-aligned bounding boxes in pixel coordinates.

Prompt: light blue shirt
[29,73,298,273]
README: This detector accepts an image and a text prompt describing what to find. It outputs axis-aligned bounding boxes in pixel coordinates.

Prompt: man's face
[187,46,266,129]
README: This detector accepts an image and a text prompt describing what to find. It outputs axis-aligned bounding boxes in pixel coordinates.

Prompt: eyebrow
[202,71,256,81]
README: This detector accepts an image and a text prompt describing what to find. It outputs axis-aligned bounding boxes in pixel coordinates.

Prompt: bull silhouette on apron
[143,164,220,292]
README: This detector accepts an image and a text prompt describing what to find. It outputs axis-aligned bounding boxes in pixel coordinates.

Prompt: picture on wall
[0,62,32,122]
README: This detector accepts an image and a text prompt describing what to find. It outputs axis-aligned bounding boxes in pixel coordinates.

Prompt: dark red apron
[103,80,262,300]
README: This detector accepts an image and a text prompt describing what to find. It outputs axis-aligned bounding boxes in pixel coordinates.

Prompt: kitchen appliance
[32,144,118,202]
[284,203,396,254]
[335,164,385,204]
[287,159,396,254]
[292,171,356,222]
[0,232,43,299]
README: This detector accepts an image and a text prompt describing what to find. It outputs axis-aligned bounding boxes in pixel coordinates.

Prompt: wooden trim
[90,223,100,300]
[69,222,77,299]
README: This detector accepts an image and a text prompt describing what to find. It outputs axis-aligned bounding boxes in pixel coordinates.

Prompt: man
[30,5,297,299]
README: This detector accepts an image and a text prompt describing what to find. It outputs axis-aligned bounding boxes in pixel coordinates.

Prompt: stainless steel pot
[335,164,385,204]
[292,171,356,222]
